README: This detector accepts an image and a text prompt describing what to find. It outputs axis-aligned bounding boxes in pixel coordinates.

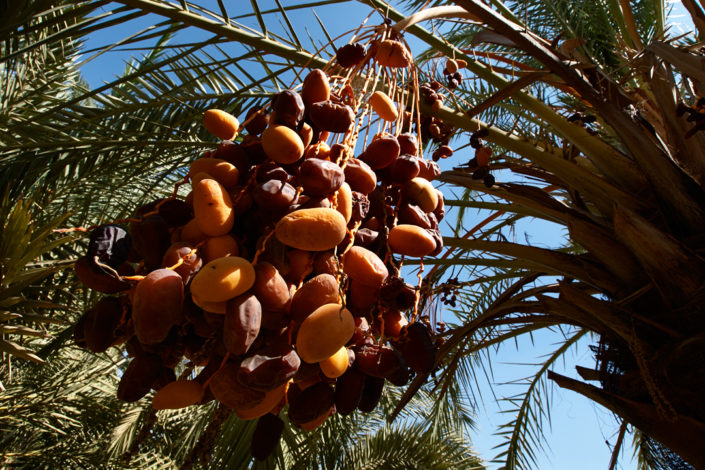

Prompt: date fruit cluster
[73,35,448,462]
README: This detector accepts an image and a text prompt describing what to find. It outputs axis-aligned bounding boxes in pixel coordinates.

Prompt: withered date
[271,90,305,129]
[117,353,163,402]
[309,101,355,133]
[336,43,366,68]
[357,375,385,413]
[223,294,262,356]
[237,346,301,391]
[88,224,131,272]
[288,381,335,425]
[299,158,344,197]
[350,191,370,224]
[252,413,284,461]
[335,368,366,415]
[417,158,441,181]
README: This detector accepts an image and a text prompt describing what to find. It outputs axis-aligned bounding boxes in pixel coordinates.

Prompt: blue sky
[78,1,695,468]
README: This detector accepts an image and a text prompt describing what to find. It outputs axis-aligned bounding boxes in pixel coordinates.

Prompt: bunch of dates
[73,38,447,461]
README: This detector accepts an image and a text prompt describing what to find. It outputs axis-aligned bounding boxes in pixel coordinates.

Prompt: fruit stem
[412,257,425,324]
[166,239,205,271]
[251,229,275,266]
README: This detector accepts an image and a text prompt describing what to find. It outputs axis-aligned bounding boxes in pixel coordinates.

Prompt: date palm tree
[5,0,705,468]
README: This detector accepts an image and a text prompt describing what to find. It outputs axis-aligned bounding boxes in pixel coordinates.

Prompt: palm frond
[492,329,587,469]
[0,191,78,363]
[0,349,125,467]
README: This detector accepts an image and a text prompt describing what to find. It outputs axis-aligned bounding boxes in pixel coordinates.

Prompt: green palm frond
[632,429,693,470]
[0,191,78,363]
[338,419,483,470]
[0,349,124,467]
[273,385,483,470]
[417,262,581,470]
[1,0,336,221]
[493,329,587,469]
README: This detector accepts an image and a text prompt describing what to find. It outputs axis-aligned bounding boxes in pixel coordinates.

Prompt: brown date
[309,101,354,133]
[391,322,435,374]
[299,158,344,197]
[209,362,265,410]
[271,90,304,129]
[223,294,262,356]
[288,381,335,425]
[334,368,365,415]
[343,158,377,195]
[237,346,301,391]
[360,134,399,169]
[357,375,385,413]
[117,353,163,402]
[251,413,284,461]
[252,262,289,312]
[83,296,123,353]
[289,274,339,322]
[132,269,184,345]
